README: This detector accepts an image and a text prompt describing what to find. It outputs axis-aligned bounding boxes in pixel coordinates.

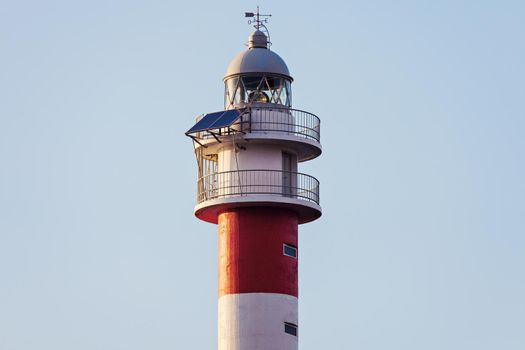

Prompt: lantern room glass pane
[224,77,239,109]
[242,76,262,90]
[224,75,292,108]
[284,80,292,106]
[266,76,283,90]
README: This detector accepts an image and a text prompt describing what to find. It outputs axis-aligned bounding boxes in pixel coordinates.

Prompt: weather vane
[245,6,272,47]
[245,6,271,30]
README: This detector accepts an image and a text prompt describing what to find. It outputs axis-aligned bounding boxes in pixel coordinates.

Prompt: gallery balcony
[186,106,322,161]
[194,169,321,224]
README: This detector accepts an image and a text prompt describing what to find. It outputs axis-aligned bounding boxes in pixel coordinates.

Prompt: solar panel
[186,109,243,135]
[186,111,224,134]
[210,110,242,129]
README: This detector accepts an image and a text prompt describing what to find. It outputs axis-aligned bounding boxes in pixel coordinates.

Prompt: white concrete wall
[218,144,284,172]
[249,108,295,134]
[218,293,298,350]
[216,144,298,198]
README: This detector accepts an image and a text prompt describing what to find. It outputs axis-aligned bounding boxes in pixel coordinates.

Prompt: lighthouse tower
[185,10,321,350]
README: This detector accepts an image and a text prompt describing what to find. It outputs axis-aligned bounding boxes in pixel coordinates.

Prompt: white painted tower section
[218,294,298,350]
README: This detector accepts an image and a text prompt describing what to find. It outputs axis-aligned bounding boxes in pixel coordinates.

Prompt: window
[283,243,297,258]
[284,322,298,336]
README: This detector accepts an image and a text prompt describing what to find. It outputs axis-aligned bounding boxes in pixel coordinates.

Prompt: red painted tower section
[218,207,298,298]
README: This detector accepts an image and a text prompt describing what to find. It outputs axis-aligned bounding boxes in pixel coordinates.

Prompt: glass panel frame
[224,74,292,109]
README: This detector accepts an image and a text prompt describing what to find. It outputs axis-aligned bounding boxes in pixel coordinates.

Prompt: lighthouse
[185,9,322,350]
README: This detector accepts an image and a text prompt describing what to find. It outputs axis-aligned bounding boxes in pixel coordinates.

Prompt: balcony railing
[195,106,321,142]
[197,169,320,205]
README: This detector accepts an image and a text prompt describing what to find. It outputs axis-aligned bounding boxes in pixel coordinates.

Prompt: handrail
[194,106,321,142]
[197,169,320,205]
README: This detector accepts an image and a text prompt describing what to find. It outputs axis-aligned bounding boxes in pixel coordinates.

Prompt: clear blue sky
[1,0,524,349]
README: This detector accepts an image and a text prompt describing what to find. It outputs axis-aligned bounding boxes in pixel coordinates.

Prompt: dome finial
[248,30,268,49]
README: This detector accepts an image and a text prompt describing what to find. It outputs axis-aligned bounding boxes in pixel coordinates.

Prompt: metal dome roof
[224,31,292,80]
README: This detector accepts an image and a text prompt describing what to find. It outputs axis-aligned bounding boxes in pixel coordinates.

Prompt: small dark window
[284,322,298,336]
[283,244,297,258]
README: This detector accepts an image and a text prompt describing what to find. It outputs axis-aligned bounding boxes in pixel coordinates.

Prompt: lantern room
[224,30,293,109]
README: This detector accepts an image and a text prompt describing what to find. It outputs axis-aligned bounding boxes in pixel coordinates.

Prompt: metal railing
[197,169,320,205]
[195,106,321,142]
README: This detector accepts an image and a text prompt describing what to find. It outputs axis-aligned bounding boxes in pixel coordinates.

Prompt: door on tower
[282,152,296,197]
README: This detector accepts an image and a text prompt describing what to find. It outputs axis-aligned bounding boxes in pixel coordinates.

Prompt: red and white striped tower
[186,10,321,350]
